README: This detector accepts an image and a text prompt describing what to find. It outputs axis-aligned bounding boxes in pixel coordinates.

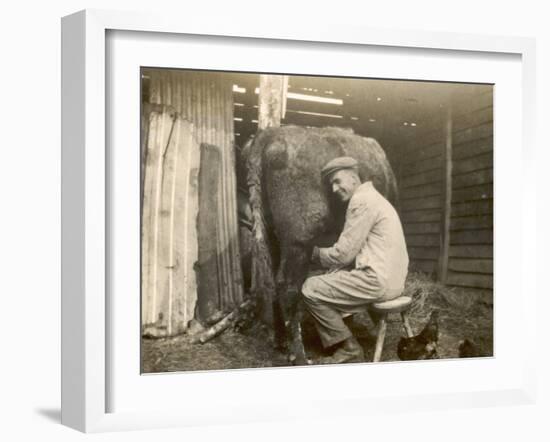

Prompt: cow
[242,125,399,365]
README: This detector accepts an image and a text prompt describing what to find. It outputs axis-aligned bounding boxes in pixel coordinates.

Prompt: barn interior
[141,69,493,348]
[227,72,493,290]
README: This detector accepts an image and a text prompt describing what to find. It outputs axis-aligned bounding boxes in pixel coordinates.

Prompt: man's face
[329,169,360,202]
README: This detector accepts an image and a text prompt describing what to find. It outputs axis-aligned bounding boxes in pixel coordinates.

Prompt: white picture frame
[61,9,537,433]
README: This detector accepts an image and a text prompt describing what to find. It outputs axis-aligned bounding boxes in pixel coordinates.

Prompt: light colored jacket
[319,181,409,293]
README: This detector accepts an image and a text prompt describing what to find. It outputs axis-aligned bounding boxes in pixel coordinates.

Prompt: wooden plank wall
[447,90,493,291]
[399,114,445,275]
[398,87,493,293]
[146,69,244,317]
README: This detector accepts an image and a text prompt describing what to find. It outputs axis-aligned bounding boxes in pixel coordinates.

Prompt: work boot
[321,336,364,364]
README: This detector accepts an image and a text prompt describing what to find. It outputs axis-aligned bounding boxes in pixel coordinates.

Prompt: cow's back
[260,126,398,247]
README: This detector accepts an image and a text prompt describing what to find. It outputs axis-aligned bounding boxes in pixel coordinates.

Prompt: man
[302,157,409,364]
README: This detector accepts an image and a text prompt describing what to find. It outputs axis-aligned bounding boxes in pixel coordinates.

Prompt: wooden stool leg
[373,315,387,362]
[401,311,414,338]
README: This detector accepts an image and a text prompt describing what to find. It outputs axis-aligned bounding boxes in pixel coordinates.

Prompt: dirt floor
[141,271,493,373]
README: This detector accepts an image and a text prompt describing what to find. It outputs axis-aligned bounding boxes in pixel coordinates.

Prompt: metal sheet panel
[142,109,200,335]
[147,69,244,319]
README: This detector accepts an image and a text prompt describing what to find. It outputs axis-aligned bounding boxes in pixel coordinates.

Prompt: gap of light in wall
[287,109,343,119]
[254,87,343,105]
[234,102,245,107]
[287,92,343,105]
[368,118,376,122]
[233,85,246,93]
[234,117,243,122]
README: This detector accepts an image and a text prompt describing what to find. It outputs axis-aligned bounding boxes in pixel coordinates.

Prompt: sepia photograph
[140,69,493,373]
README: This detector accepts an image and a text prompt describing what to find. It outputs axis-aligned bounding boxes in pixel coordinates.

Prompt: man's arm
[317,200,379,268]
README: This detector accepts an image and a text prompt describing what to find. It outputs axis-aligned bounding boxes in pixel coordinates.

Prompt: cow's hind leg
[276,245,311,365]
[272,297,287,352]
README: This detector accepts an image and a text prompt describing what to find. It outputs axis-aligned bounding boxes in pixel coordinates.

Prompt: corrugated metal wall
[398,87,493,293]
[146,69,244,314]
[142,108,200,335]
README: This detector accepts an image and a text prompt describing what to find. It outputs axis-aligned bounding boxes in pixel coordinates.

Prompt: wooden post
[258,75,287,129]
[373,316,387,362]
[438,105,453,283]
[254,75,286,324]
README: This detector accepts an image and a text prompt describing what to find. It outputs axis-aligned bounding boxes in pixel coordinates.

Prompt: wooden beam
[452,183,493,203]
[408,247,440,260]
[449,244,493,259]
[453,136,493,160]
[404,222,441,235]
[450,215,493,231]
[258,75,287,129]
[453,152,493,175]
[450,229,493,245]
[406,234,440,247]
[453,121,493,144]
[400,195,442,211]
[438,105,453,283]
[448,258,493,274]
[401,209,441,223]
[453,169,493,188]
[446,272,493,289]
[400,182,442,200]
[196,144,222,324]
[400,169,442,188]
[451,199,493,217]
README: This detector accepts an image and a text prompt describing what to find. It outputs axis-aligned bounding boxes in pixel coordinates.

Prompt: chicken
[397,310,440,361]
[458,338,481,358]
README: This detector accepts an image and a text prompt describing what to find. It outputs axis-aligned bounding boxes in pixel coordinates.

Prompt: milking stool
[368,295,414,362]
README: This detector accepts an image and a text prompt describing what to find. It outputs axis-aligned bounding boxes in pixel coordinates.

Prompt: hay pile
[404,272,491,318]
[400,271,493,357]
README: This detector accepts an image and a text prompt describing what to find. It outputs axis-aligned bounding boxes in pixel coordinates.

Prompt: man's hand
[311,246,321,264]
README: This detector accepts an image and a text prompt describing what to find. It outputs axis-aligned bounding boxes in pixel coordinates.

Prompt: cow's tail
[246,129,276,324]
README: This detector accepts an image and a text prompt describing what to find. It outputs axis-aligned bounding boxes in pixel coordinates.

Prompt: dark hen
[397,310,440,361]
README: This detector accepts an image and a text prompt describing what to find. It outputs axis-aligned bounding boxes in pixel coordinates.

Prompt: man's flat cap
[321,156,359,181]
